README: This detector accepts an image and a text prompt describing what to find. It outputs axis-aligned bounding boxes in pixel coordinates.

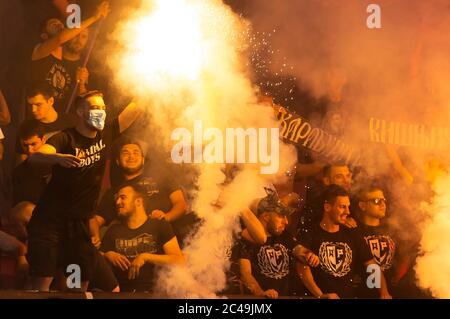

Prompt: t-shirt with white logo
[299,225,372,298]
[33,119,119,220]
[239,232,298,296]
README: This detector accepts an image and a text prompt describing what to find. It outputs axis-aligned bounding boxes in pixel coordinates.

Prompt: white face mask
[87,109,106,131]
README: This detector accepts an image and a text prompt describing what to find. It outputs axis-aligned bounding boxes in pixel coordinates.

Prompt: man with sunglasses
[296,185,392,299]
[356,185,396,298]
[26,90,141,292]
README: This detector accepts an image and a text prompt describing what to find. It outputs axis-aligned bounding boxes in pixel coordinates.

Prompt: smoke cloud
[237,0,450,297]
[106,0,297,298]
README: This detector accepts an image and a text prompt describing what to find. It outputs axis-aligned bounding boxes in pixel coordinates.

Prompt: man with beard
[239,188,304,299]
[296,185,391,299]
[297,163,356,238]
[90,139,189,248]
[100,183,184,292]
[26,90,140,291]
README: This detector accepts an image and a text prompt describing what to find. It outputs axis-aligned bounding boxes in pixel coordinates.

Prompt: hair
[18,120,46,141]
[114,137,146,160]
[322,184,349,206]
[322,162,350,178]
[74,90,104,110]
[116,182,147,202]
[26,83,55,100]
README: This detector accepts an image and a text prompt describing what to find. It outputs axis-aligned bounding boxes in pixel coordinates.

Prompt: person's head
[115,183,147,220]
[257,188,294,236]
[322,185,350,226]
[323,164,352,192]
[18,121,46,155]
[75,90,107,131]
[116,140,145,176]
[26,85,56,122]
[64,29,89,55]
[357,186,387,222]
[40,18,64,40]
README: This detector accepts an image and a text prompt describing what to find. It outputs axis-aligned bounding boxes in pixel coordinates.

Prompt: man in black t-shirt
[356,185,397,298]
[26,90,141,291]
[90,139,189,248]
[100,183,184,292]
[296,185,392,299]
[239,188,303,298]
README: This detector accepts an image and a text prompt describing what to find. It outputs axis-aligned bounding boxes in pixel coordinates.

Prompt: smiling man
[296,185,391,299]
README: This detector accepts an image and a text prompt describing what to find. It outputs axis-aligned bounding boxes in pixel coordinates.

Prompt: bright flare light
[124,0,205,86]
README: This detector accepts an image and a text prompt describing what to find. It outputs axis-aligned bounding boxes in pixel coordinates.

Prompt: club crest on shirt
[257,244,290,279]
[364,235,395,271]
[319,242,352,277]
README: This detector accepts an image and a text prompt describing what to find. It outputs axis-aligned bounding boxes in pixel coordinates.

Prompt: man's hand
[91,236,101,249]
[343,216,357,228]
[150,210,166,220]
[76,67,89,84]
[55,154,81,168]
[263,289,279,299]
[319,293,340,299]
[105,251,131,271]
[128,254,146,280]
[96,1,110,20]
[306,251,320,267]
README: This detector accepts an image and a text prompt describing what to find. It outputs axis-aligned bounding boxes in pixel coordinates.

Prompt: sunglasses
[365,198,387,205]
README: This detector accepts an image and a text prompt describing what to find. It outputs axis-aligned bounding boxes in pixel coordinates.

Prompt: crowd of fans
[0,0,439,298]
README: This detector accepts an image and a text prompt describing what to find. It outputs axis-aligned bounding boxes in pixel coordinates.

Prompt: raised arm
[241,208,267,245]
[31,1,110,61]
[118,101,141,133]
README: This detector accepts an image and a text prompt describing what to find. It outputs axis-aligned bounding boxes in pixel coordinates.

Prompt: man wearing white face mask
[26,90,141,292]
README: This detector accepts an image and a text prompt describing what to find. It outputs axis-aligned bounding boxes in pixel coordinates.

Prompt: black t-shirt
[27,55,80,112]
[100,218,175,292]
[357,223,396,297]
[33,119,120,220]
[97,174,177,226]
[12,161,52,205]
[16,115,77,154]
[239,232,298,296]
[299,225,372,298]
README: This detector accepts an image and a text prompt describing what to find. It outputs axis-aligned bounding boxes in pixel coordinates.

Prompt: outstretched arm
[118,101,141,133]
[31,1,110,61]
[28,144,80,167]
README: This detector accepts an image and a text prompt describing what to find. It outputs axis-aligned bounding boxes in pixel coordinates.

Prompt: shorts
[27,214,117,291]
